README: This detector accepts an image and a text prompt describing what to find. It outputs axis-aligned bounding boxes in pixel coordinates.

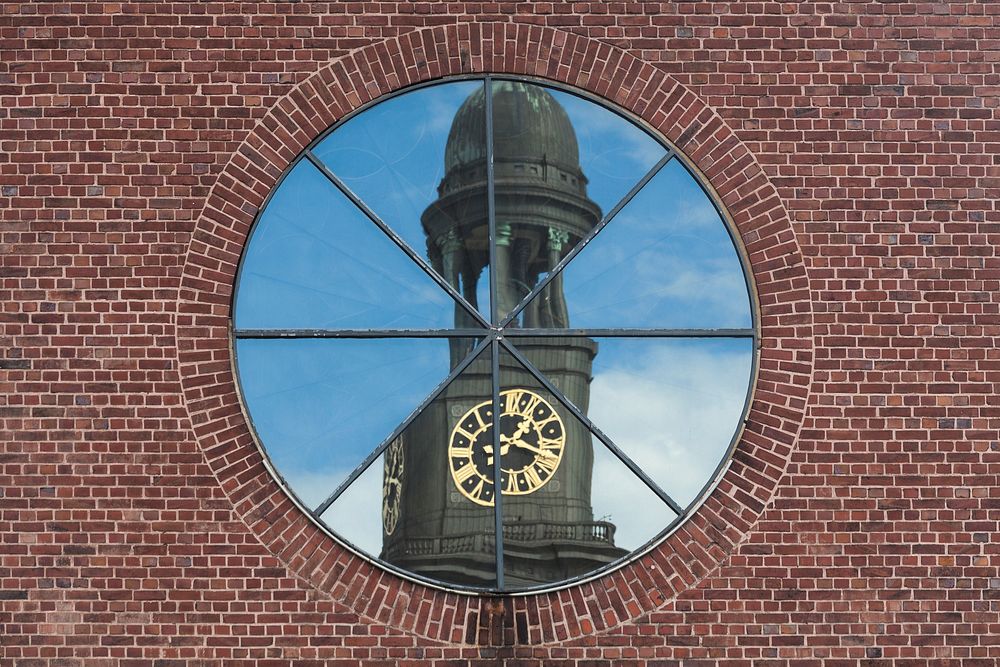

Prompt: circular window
[231,76,757,593]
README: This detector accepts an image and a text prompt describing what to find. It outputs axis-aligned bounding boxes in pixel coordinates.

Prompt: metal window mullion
[490,338,505,591]
[498,150,675,329]
[303,151,490,329]
[233,328,487,339]
[499,328,756,338]
[499,337,684,517]
[312,336,491,517]
[485,76,498,326]
[484,78,506,591]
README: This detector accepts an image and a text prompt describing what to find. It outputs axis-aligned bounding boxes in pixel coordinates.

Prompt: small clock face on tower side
[382,437,404,535]
[448,389,566,507]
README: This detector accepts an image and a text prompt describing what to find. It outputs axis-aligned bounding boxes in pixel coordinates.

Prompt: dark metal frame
[230,74,760,596]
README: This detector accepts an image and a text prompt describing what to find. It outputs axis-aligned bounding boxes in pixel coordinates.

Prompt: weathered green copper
[384,81,626,589]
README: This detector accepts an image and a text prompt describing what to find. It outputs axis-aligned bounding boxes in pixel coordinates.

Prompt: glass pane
[234,337,472,513]
[586,337,752,509]
[377,342,497,589]
[548,88,666,215]
[234,159,461,330]
[517,159,753,329]
[490,81,666,325]
[496,341,673,590]
[313,81,490,324]
[589,438,677,552]
[320,450,384,557]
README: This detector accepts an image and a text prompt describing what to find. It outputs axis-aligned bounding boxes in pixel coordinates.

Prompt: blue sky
[234,159,455,330]
[233,79,755,561]
[530,159,751,329]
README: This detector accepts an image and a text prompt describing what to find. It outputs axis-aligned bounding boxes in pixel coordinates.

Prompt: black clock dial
[448,389,565,506]
[381,437,404,535]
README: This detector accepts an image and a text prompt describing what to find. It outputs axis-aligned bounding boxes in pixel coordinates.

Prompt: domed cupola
[422,81,602,325]
[444,81,583,183]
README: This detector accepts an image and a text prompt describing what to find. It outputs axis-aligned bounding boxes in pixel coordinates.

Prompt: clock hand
[500,420,532,445]
[508,437,558,459]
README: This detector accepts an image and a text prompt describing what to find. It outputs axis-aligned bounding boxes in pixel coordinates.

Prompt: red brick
[2,2,998,664]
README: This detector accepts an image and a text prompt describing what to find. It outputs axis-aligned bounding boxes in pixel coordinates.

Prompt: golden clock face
[382,437,404,535]
[448,389,566,506]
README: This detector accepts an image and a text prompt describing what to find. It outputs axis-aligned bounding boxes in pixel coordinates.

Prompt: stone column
[494,222,514,321]
[544,228,570,328]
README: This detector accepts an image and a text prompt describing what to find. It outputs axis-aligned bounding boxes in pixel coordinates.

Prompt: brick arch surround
[177,23,812,643]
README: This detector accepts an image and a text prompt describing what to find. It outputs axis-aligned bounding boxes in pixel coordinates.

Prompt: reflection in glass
[235,337,462,511]
[488,82,666,325]
[589,441,678,552]
[234,159,456,330]
[487,80,602,325]
[524,159,752,329]
[321,449,384,557]
[497,343,633,589]
[314,81,490,324]
[379,342,497,588]
[586,337,753,508]
[548,88,666,215]
[234,77,756,592]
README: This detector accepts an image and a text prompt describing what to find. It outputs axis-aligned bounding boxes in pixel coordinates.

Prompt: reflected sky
[548,87,665,215]
[233,78,756,582]
[235,337,461,510]
[234,159,457,330]
[312,81,482,259]
[586,337,753,508]
[505,336,751,517]
[523,159,752,330]
[320,449,384,557]
[313,81,491,321]
[589,434,677,550]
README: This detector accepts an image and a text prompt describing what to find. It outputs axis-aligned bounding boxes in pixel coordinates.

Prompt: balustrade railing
[383,520,617,559]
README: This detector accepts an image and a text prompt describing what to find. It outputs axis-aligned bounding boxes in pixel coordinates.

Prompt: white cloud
[287,463,384,558]
[563,246,750,329]
[588,342,752,548]
[270,343,752,562]
[554,89,665,174]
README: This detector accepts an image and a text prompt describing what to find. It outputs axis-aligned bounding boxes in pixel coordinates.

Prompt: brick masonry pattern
[0,2,997,664]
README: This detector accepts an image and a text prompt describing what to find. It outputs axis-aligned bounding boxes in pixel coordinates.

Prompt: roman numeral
[535,456,557,475]
[535,415,560,433]
[453,426,476,443]
[537,435,563,450]
[503,389,523,414]
[523,465,543,490]
[518,393,540,416]
[453,462,478,484]
[450,446,472,460]
[504,473,519,494]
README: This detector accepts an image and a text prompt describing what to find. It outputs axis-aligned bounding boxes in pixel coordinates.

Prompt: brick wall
[2,2,998,664]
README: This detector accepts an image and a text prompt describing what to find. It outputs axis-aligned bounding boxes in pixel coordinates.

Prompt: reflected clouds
[232,78,756,589]
[589,441,677,550]
[235,338,458,505]
[588,338,753,509]
[525,158,751,329]
[318,459,384,556]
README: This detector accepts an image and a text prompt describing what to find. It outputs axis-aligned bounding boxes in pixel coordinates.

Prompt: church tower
[381,82,626,587]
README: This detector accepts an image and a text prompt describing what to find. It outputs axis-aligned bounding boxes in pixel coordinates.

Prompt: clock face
[382,437,404,535]
[448,389,566,506]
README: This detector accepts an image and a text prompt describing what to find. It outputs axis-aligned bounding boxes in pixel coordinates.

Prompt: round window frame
[228,73,762,597]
